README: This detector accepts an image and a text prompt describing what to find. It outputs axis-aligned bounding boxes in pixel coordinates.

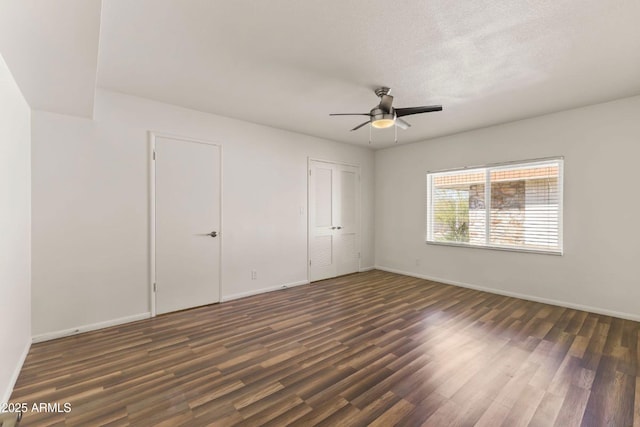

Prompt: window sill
[426,240,563,256]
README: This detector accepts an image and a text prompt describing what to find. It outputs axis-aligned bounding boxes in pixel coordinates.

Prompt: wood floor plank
[9,270,639,426]
[528,391,565,427]
[501,383,546,427]
[367,397,415,427]
[553,384,590,427]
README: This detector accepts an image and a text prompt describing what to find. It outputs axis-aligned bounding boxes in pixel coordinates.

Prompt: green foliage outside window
[434,189,469,242]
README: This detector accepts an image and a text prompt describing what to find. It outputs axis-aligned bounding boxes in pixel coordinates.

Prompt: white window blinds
[426,158,563,254]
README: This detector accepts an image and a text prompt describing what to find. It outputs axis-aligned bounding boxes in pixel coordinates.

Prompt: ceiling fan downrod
[374,87,391,98]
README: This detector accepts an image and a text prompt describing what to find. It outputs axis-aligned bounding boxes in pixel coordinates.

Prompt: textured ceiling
[2,0,640,147]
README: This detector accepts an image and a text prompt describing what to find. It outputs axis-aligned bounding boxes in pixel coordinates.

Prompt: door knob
[209,231,218,238]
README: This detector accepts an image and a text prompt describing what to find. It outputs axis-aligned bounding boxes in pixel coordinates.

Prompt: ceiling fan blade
[350,121,370,131]
[379,94,394,113]
[395,105,443,117]
[395,117,411,130]
[329,113,371,116]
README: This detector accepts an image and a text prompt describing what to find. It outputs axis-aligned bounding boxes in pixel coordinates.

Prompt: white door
[153,135,221,315]
[309,160,360,281]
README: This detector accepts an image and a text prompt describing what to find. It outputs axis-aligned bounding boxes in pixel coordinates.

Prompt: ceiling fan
[330,87,442,134]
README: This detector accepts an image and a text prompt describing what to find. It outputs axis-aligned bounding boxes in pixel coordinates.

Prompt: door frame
[149,131,224,317]
[307,157,362,283]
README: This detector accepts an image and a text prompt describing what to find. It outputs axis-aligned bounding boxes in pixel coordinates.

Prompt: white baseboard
[32,312,151,344]
[1,340,30,404]
[32,278,314,343]
[359,266,375,272]
[221,279,309,302]
[375,265,640,322]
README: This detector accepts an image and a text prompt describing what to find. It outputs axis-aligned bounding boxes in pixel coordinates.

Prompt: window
[426,158,563,254]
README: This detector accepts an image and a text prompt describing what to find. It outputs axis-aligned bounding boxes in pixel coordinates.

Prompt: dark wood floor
[10,270,640,426]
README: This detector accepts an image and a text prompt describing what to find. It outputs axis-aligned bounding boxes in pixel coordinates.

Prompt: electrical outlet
[251,270,257,280]
[415,259,421,267]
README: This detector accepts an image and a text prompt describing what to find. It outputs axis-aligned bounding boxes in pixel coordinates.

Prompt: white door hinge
[153,151,156,160]
[153,283,157,292]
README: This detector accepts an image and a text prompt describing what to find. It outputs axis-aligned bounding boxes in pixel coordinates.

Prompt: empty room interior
[1,1,640,426]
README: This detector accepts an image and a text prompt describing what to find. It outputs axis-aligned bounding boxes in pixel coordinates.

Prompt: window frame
[426,157,564,255]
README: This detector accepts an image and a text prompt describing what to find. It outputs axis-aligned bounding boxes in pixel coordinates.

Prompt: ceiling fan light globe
[371,119,395,129]
[371,113,395,129]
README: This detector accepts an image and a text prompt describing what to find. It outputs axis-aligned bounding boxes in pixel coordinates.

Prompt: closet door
[335,165,360,276]
[309,160,360,282]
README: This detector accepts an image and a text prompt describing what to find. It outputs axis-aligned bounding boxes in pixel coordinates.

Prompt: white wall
[375,95,640,320]
[0,54,31,403]
[31,89,375,338]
